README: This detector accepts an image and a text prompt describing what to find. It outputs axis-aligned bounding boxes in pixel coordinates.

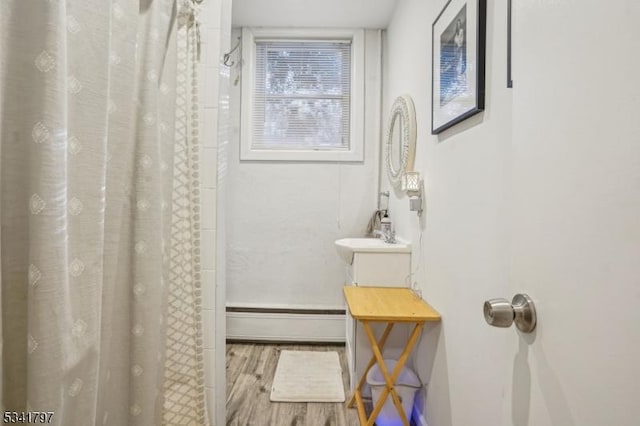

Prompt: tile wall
[198,0,231,424]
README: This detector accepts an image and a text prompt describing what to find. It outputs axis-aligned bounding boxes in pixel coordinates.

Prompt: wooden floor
[226,342,361,426]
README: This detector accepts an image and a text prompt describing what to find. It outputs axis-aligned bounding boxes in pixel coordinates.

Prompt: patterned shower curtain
[0,0,207,424]
[163,1,207,424]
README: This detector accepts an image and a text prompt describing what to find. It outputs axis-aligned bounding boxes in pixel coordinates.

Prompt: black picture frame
[431,0,486,134]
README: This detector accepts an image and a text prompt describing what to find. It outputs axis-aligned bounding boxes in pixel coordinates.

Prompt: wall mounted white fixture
[403,171,423,216]
[334,237,411,265]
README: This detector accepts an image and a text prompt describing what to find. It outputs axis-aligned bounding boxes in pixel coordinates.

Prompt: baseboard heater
[226,306,346,343]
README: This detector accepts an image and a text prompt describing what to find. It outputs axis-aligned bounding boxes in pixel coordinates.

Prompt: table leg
[347,322,395,408]
[362,321,425,426]
[390,322,424,387]
[362,321,407,425]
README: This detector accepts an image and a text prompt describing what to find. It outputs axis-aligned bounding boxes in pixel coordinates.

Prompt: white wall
[226,30,381,310]
[383,0,512,423]
[383,0,640,425]
[198,0,232,424]
[232,0,398,28]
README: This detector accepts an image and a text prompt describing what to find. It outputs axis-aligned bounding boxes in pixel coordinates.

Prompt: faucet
[374,229,396,244]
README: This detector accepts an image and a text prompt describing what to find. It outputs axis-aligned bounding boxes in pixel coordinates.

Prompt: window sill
[240,147,364,162]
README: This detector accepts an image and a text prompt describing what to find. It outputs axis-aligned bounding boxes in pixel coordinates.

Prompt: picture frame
[431,0,486,134]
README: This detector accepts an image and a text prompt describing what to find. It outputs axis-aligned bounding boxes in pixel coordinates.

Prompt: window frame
[240,27,365,162]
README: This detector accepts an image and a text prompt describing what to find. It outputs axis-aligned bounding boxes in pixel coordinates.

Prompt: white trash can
[366,359,421,426]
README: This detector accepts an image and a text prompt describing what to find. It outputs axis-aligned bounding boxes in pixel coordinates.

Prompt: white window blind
[252,39,352,151]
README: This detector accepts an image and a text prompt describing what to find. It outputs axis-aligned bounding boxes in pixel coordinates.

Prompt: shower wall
[199,0,232,424]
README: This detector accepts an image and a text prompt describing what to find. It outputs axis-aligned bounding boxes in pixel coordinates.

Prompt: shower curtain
[0,0,207,424]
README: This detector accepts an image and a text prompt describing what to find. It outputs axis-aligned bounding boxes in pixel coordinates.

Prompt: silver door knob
[483,294,536,333]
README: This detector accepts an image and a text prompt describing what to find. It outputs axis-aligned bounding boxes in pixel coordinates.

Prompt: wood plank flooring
[226,343,360,426]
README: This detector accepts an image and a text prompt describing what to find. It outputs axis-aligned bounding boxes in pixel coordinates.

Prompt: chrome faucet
[374,229,396,244]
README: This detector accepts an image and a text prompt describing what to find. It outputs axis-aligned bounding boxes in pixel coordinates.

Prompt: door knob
[483,294,536,333]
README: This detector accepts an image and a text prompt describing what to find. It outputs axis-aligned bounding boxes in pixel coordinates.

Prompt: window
[241,28,364,161]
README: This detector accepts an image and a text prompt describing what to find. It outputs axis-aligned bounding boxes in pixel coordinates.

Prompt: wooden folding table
[343,286,441,426]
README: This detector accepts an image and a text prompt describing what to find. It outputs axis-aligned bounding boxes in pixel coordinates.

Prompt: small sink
[334,237,411,265]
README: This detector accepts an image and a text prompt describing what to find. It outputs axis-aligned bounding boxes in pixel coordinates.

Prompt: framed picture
[432,0,486,134]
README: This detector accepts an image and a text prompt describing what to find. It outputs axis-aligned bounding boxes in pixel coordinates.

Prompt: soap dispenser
[380,212,392,240]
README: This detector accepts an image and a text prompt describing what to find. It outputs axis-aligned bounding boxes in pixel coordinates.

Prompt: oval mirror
[385,95,416,189]
[390,113,403,175]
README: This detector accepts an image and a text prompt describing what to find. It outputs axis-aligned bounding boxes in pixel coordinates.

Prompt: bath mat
[270,350,345,402]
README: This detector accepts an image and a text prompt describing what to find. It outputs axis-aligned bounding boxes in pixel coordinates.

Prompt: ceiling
[232,0,399,29]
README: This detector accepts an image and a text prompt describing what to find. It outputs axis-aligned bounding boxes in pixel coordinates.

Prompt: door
[506,1,640,425]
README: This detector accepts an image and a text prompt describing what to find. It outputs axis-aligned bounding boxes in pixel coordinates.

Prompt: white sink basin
[334,237,411,265]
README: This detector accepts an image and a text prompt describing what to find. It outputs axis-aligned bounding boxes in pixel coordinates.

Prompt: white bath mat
[270,350,345,402]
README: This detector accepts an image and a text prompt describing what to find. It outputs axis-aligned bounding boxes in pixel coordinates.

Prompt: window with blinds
[252,40,352,151]
[241,28,364,162]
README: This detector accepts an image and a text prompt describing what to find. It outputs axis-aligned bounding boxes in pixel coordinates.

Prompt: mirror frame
[385,95,417,189]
